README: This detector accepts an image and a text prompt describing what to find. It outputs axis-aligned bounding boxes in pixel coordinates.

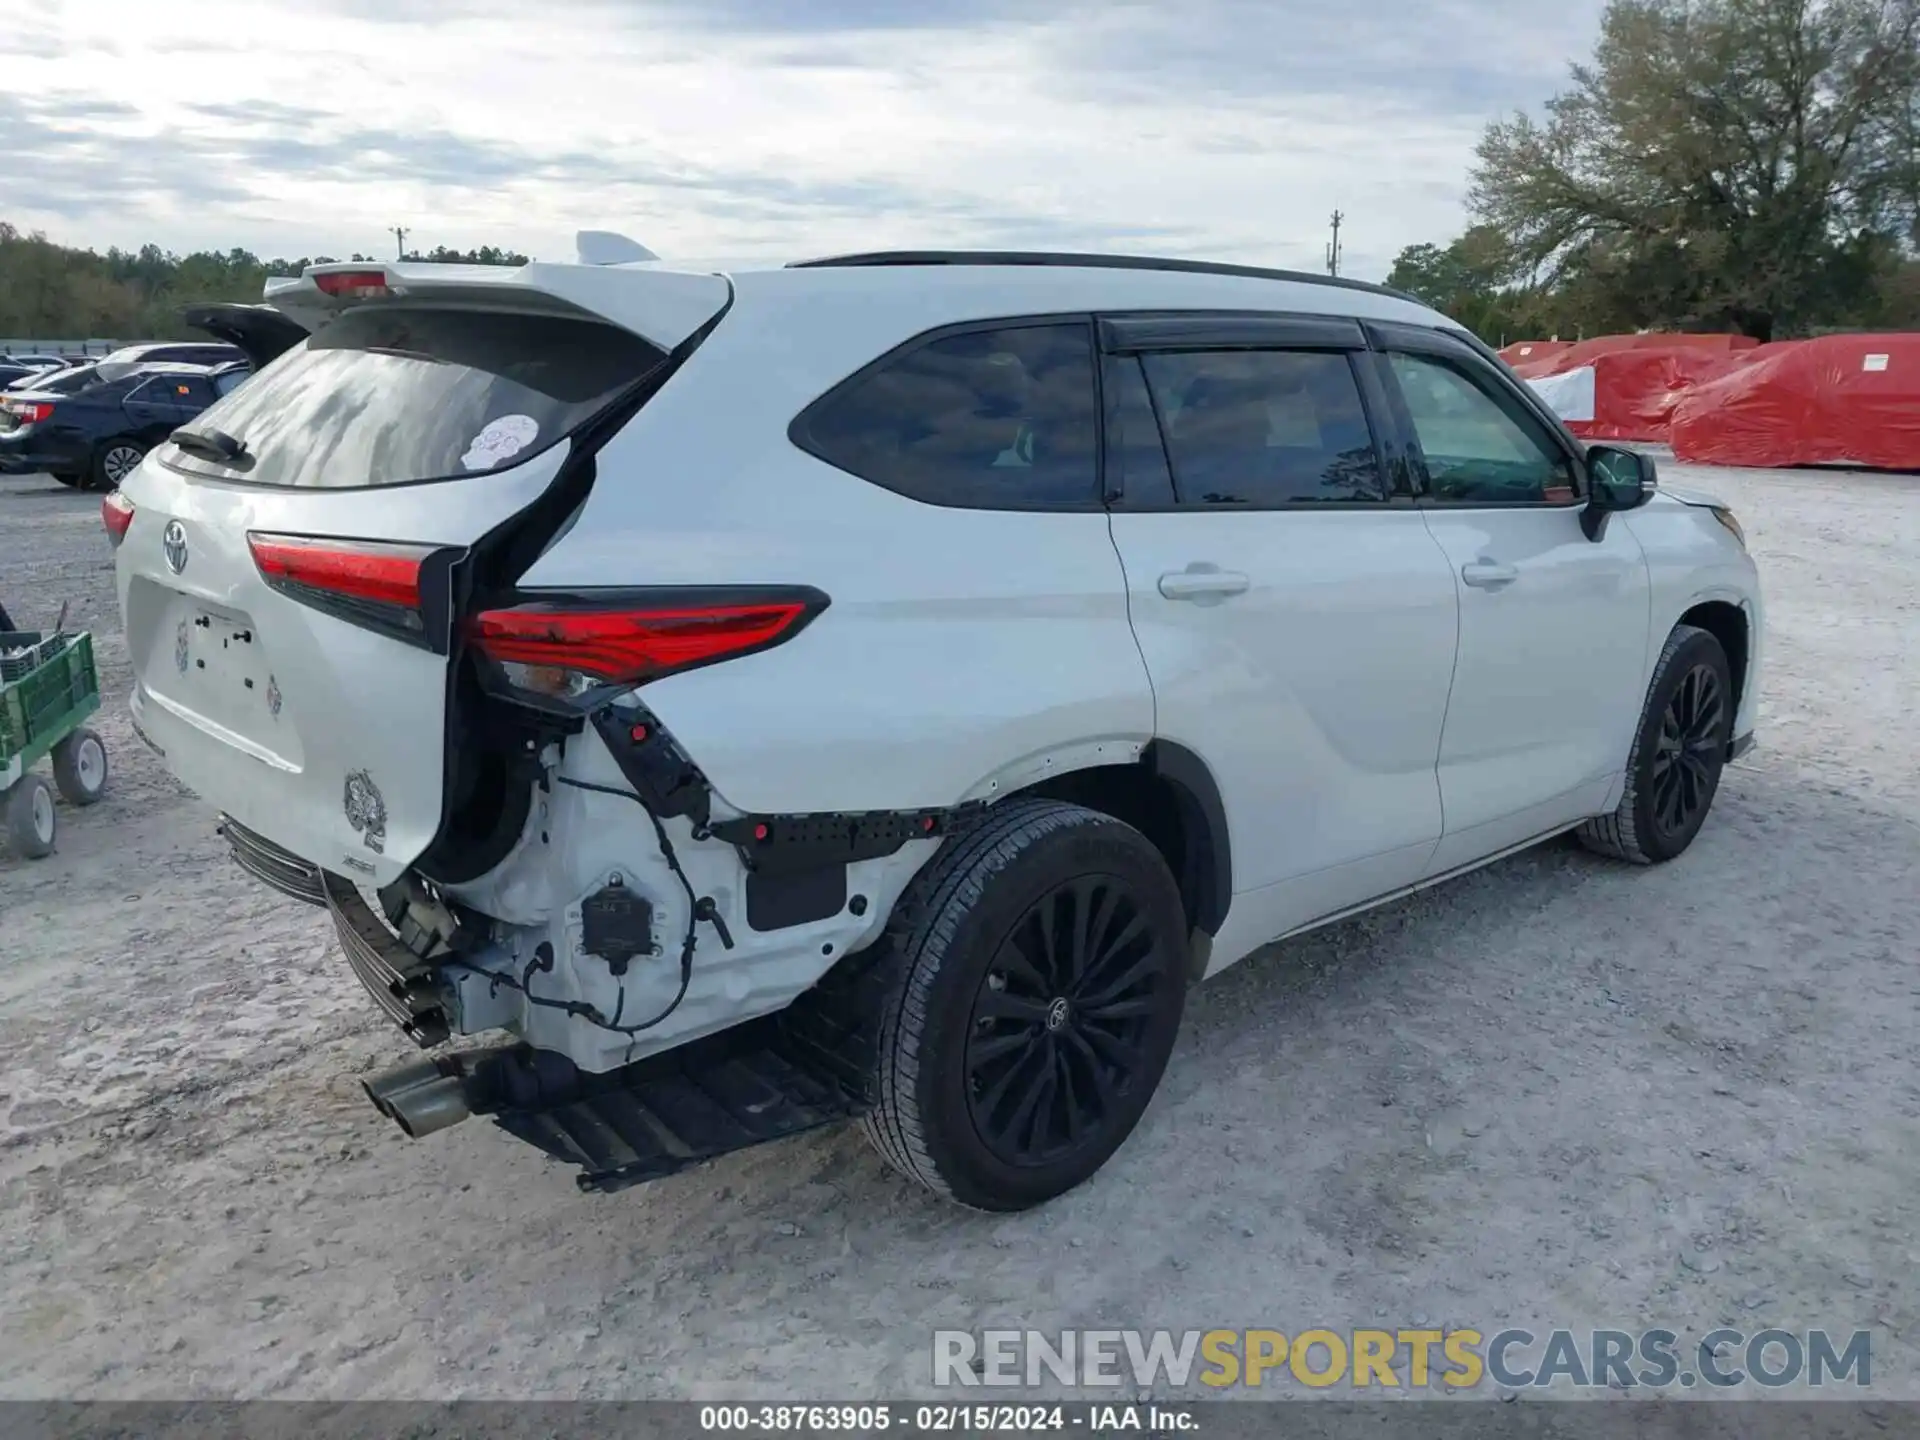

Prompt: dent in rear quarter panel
[1622,495,1764,737]
[514,283,1155,815]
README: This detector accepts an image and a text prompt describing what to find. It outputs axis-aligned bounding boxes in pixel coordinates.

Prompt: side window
[797,322,1099,509]
[1102,355,1176,507]
[1138,349,1385,506]
[213,370,249,398]
[1387,352,1576,504]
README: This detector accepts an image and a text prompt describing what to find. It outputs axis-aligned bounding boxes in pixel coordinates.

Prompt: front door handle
[1460,559,1520,590]
[1158,563,1251,604]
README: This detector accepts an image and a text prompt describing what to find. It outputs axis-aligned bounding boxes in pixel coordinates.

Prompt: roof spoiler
[259,248,729,353]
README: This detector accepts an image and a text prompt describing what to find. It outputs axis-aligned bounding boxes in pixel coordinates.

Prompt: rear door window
[160,307,668,489]
[793,321,1100,510]
[1139,349,1386,506]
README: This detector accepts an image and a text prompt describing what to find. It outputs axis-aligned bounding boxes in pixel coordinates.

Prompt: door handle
[1158,563,1251,603]
[1460,559,1519,590]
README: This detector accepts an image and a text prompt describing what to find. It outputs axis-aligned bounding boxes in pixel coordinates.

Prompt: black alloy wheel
[964,874,1160,1168]
[1650,661,1727,840]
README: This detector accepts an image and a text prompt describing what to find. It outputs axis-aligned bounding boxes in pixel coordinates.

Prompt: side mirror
[1581,445,1655,540]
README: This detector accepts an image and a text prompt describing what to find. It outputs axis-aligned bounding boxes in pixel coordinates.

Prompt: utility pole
[392,226,409,261]
[1325,210,1344,277]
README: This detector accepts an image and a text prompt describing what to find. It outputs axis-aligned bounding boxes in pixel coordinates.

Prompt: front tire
[861,798,1191,1211]
[6,775,56,858]
[1578,623,1733,864]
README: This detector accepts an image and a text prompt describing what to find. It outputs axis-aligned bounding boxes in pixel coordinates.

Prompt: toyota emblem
[162,520,188,575]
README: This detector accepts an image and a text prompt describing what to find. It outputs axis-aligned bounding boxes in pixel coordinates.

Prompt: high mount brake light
[465,591,829,707]
[247,532,447,648]
[312,270,391,300]
[101,490,134,546]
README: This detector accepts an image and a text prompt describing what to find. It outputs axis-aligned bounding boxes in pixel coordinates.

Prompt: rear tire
[6,775,56,858]
[1578,623,1733,865]
[91,440,146,491]
[860,798,1191,1211]
[51,472,83,488]
[52,727,108,806]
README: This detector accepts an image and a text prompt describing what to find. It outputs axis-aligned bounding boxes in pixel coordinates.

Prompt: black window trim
[1364,321,1589,509]
[1098,311,1367,355]
[786,310,1110,514]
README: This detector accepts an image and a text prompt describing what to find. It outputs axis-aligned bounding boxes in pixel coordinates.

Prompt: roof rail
[786,249,1417,302]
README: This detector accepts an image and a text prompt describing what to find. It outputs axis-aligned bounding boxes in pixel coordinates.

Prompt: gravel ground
[1,459,1916,1401]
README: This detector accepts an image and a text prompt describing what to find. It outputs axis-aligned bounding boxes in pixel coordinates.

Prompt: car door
[1366,323,1652,876]
[118,375,190,438]
[1101,313,1460,965]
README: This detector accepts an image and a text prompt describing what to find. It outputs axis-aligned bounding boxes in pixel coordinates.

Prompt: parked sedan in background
[0,355,66,390]
[0,363,241,488]
[0,304,307,488]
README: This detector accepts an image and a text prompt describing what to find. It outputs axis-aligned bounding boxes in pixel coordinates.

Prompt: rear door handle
[1460,559,1520,590]
[1158,563,1251,603]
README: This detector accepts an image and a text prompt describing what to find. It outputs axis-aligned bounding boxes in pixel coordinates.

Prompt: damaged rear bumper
[217,814,878,1193]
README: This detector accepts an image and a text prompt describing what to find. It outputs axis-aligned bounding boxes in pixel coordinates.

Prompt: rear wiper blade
[170,426,249,462]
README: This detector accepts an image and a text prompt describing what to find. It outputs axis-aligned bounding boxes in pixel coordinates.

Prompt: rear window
[161,306,667,488]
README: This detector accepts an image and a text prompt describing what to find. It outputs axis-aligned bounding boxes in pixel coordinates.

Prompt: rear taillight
[312,270,391,300]
[7,400,53,424]
[247,532,447,647]
[101,490,134,546]
[465,589,828,709]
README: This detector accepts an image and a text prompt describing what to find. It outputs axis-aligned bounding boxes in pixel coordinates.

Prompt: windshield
[160,305,668,489]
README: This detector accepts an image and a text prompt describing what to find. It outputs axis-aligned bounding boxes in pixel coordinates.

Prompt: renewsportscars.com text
[932,1328,1872,1391]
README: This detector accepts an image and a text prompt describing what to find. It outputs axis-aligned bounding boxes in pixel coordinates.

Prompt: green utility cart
[1,612,109,857]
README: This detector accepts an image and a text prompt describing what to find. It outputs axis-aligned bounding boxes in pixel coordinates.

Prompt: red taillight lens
[312,270,391,300]
[247,532,442,646]
[8,400,53,424]
[101,490,135,545]
[466,592,826,705]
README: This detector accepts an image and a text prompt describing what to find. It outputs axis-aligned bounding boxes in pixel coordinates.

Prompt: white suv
[109,245,1761,1211]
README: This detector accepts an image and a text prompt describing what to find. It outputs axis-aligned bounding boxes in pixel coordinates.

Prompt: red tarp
[1499,339,1572,367]
[1514,344,1761,442]
[1669,334,1920,470]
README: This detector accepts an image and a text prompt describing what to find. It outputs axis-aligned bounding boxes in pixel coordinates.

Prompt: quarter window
[796,322,1100,509]
[1138,349,1384,505]
[1388,352,1575,504]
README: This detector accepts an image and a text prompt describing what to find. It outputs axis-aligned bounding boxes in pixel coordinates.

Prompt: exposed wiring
[440,774,726,1037]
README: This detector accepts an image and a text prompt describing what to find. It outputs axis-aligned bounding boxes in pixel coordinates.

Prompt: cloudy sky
[2,0,1602,281]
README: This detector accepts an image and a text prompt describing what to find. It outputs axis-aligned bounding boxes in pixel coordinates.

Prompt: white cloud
[2,0,1605,279]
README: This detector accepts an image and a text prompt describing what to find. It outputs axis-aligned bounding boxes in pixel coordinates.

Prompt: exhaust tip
[362,1057,448,1118]
[386,1074,472,1139]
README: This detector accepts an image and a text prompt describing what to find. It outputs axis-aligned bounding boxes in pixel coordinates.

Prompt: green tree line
[1390,0,1919,344]
[0,224,531,341]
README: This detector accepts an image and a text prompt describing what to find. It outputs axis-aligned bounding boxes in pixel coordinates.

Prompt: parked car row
[0,307,307,489]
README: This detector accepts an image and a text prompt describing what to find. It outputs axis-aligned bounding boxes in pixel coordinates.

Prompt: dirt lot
[1,460,1916,1401]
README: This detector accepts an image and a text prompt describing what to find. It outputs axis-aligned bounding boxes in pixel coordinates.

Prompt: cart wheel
[6,775,56,858]
[53,727,108,806]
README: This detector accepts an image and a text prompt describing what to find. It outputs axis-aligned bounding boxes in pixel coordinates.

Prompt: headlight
[1709,505,1746,550]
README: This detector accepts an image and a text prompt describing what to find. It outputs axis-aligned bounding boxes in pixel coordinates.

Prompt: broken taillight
[465,590,828,709]
[247,532,446,647]
[101,490,135,546]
